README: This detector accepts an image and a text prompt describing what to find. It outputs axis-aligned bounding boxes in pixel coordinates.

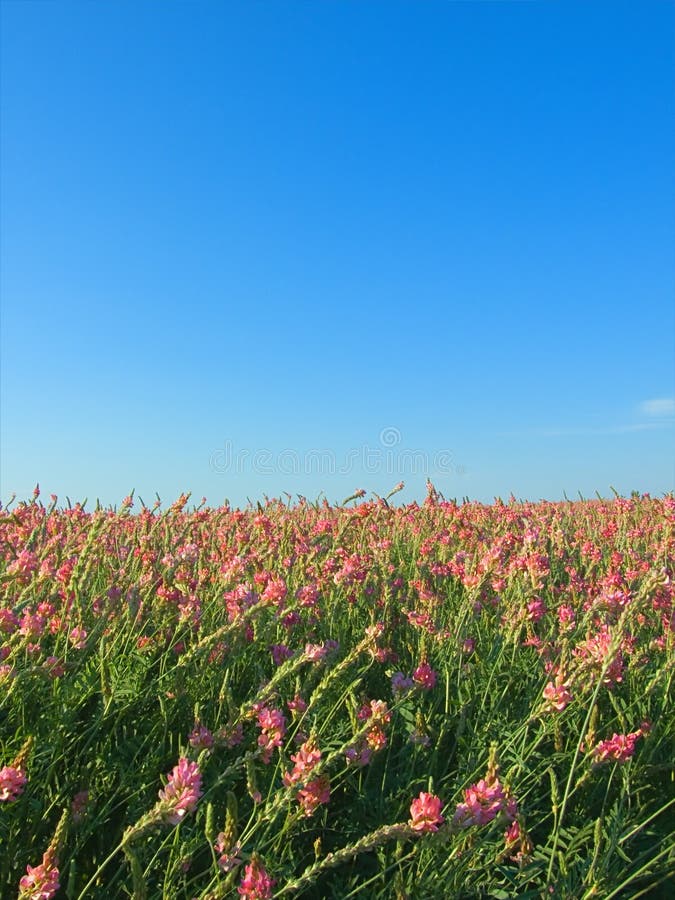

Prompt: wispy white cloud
[639,398,675,417]
[496,399,675,439]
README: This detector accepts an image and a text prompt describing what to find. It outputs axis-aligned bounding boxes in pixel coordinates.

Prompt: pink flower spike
[238,857,275,899]
[18,858,60,900]
[0,764,27,802]
[409,791,444,832]
[157,757,202,824]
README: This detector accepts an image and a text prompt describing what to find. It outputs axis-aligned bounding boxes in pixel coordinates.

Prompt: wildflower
[18,854,60,900]
[366,724,388,751]
[391,671,414,697]
[214,835,243,872]
[261,577,287,606]
[345,742,372,767]
[43,657,65,678]
[357,699,391,724]
[157,758,202,824]
[543,680,572,712]
[270,643,293,666]
[69,626,87,649]
[297,775,330,817]
[238,856,275,899]
[526,597,546,622]
[304,640,338,662]
[413,661,437,691]
[282,739,321,787]
[0,764,27,802]
[7,550,39,584]
[256,707,287,763]
[287,694,308,715]
[71,790,89,824]
[453,778,518,828]
[216,721,244,748]
[591,728,644,765]
[409,792,444,832]
[188,722,214,751]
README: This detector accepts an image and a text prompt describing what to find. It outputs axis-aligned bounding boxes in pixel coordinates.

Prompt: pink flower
[345,742,372,767]
[591,729,643,764]
[543,681,572,712]
[304,640,338,661]
[18,856,60,899]
[256,707,287,763]
[270,643,293,666]
[287,694,308,715]
[214,835,243,872]
[283,740,321,787]
[238,857,275,899]
[453,778,518,828]
[42,657,65,679]
[296,775,331,817]
[69,626,87,649]
[157,758,202,824]
[413,662,437,691]
[0,764,27,802]
[188,722,214,750]
[8,550,39,584]
[409,791,444,832]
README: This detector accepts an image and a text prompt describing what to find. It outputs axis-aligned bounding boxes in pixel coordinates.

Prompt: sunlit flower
[409,791,444,832]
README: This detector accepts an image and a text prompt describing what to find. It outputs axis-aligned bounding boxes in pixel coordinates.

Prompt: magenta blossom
[238,857,275,899]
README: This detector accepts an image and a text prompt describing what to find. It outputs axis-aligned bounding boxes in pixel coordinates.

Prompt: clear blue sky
[1,0,673,507]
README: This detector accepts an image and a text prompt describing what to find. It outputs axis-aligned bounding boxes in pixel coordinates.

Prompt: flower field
[1,487,673,899]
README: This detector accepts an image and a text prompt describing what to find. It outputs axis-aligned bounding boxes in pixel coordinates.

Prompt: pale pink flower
[157,758,202,824]
[304,640,337,661]
[409,791,444,832]
[214,835,243,872]
[18,856,60,899]
[0,764,27,802]
[69,626,88,649]
[543,681,572,711]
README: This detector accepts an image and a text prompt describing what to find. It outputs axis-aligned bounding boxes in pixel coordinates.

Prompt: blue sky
[1,0,673,507]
